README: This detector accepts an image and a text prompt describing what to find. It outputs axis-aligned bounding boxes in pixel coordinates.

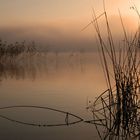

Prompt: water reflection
[0,51,104,140]
[0,54,36,80]
[0,52,102,81]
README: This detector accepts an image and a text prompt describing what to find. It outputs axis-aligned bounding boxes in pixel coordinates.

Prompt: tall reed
[86,2,140,139]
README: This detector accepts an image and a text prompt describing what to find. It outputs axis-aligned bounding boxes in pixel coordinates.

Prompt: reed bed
[0,39,37,59]
[0,2,140,139]
[0,39,40,80]
[86,2,140,140]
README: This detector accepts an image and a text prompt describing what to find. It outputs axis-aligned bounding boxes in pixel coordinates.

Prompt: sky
[0,0,92,26]
[0,0,140,51]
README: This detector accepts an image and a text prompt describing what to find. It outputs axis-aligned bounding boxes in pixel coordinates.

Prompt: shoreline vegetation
[0,39,39,80]
[0,39,37,58]
[0,1,140,140]
[85,2,140,140]
[0,41,92,80]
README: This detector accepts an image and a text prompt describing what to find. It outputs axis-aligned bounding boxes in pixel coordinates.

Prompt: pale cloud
[0,13,138,52]
[0,0,139,52]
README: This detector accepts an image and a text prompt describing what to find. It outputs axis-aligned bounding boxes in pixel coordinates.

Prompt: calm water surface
[0,52,107,140]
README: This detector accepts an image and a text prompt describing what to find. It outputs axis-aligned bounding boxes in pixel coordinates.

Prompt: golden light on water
[0,1,140,140]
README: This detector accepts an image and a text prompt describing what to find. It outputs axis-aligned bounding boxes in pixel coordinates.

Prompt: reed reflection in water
[0,51,105,81]
[0,51,105,140]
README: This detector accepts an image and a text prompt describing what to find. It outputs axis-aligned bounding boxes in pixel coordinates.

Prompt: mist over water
[0,0,139,139]
[0,51,107,140]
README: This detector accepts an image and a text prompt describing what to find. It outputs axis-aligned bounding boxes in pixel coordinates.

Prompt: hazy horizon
[0,1,140,140]
[0,0,140,51]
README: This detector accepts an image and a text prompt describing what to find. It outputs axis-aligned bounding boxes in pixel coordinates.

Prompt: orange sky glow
[0,0,140,50]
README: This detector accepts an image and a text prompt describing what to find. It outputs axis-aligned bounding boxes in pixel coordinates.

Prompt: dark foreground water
[0,52,107,140]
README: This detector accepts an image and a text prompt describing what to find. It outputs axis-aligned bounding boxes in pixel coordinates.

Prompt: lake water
[0,52,107,140]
